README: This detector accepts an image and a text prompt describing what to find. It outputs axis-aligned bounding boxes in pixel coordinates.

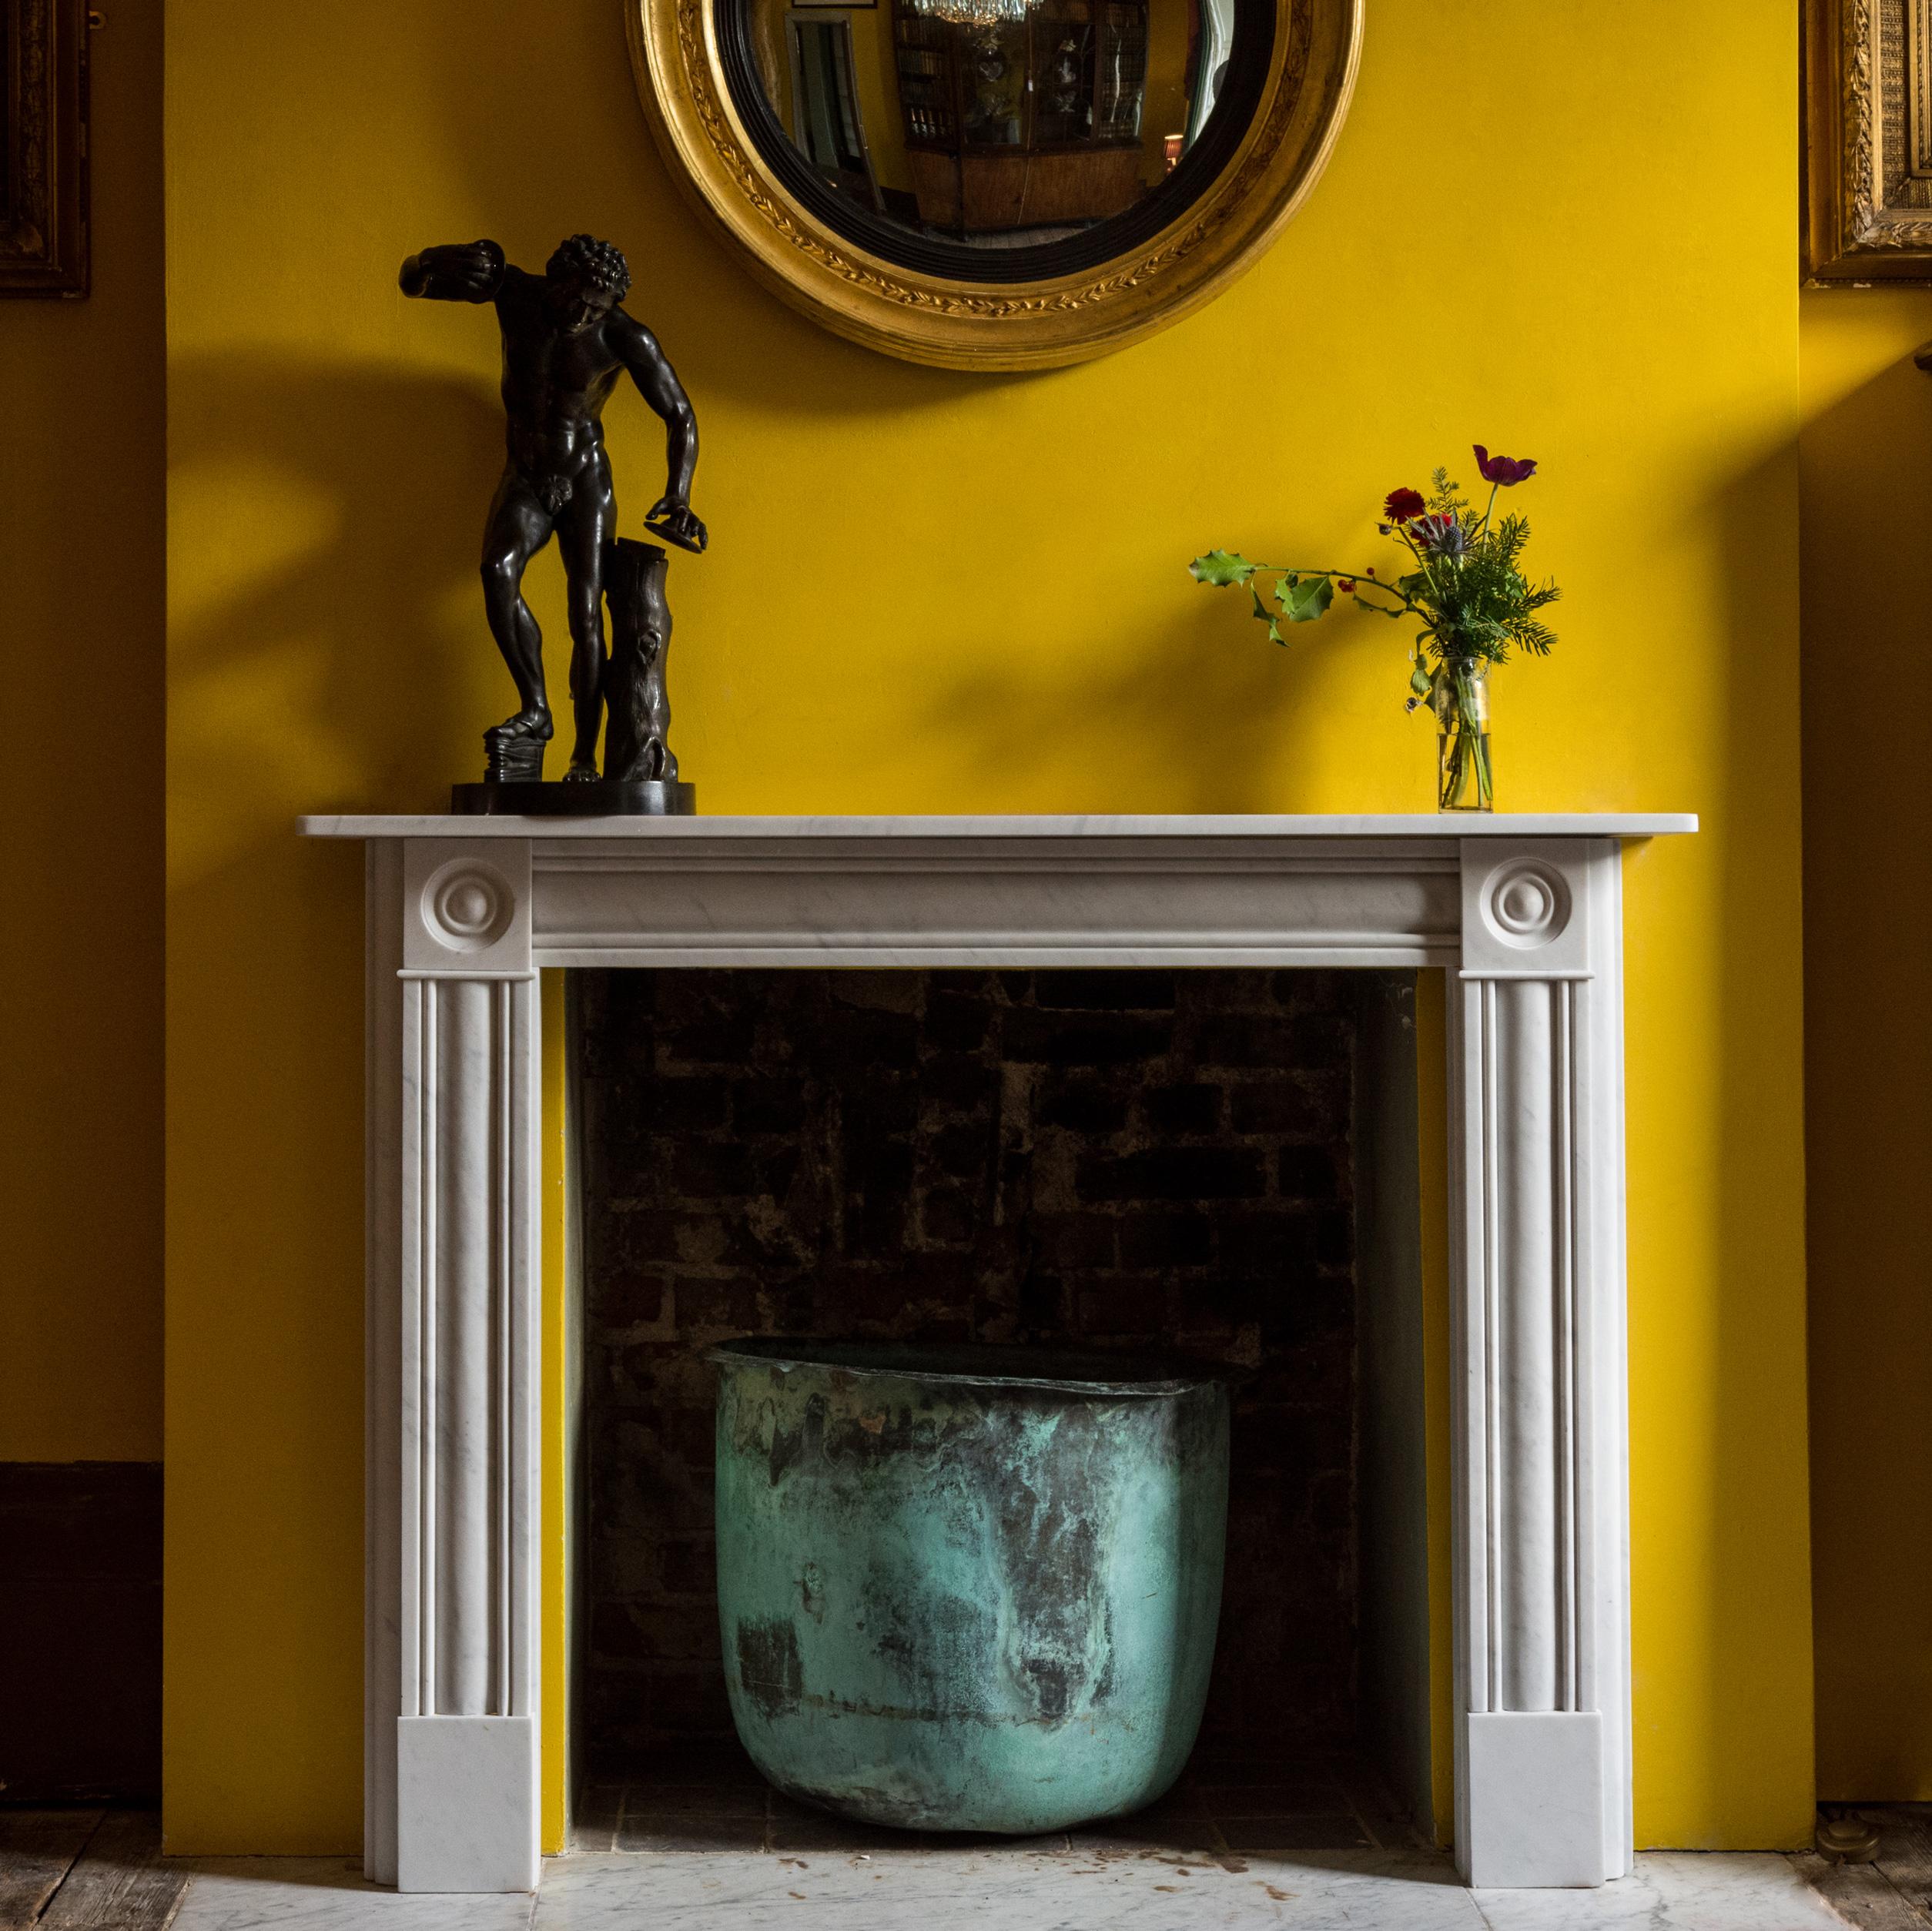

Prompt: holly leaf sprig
[1193,551,1338,643]
[1190,548,1402,647]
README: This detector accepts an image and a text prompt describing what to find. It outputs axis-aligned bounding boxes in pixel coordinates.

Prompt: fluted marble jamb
[381,838,541,1893]
[1452,840,1629,1889]
[364,843,403,1889]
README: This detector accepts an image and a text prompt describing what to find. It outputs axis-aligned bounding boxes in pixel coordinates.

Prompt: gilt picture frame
[2,0,89,297]
[1805,0,1932,281]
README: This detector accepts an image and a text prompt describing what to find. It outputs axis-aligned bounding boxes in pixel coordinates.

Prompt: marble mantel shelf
[302,811,1696,839]
[310,810,1693,1896]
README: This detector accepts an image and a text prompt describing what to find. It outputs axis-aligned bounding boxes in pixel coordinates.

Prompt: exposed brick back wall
[578,967,1359,1769]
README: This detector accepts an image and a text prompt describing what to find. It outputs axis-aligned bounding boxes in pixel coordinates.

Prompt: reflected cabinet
[889,0,1150,235]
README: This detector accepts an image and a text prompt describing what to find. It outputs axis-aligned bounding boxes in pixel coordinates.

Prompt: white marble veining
[538,1848,1480,1929]
[169,1858,538,1929]
[1470,1852,1846,1929]
[166,1850,1843,1930]
[526,835,1471,970]
[375,843,543,1893]
[320,815,1691,1889]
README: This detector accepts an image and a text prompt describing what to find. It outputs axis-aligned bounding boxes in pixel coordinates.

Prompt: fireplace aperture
[577,967,1378,1781]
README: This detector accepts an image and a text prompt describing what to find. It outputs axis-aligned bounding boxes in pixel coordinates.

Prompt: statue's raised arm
[399,239,507,303]
[609,310,706,554]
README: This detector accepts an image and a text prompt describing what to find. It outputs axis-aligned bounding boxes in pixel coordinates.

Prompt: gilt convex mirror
[628,0,1361,368]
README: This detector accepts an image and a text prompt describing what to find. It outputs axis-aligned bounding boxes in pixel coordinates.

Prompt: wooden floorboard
[1872,1807,1932,1922]
[1796,1808,1932,1931]
[0,1812,186,1931]
[0,1814,101,1931]
[1800,1852,1930,1931]
[38,1813,185,1931]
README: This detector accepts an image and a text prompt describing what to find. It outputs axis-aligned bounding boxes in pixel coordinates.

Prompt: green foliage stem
[1188,467,1560,676]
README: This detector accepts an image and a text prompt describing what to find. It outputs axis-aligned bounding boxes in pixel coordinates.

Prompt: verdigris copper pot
[709,1338,1229,1835]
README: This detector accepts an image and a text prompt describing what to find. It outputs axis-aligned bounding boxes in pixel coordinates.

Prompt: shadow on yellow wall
[912,618,1308,812]
[169,356,495,845]
[2,0,165,1465]
[163,353,509,1846]
[1799,289,1932,1803]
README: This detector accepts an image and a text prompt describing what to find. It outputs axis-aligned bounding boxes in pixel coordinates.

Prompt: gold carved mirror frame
[627,0,1362,370]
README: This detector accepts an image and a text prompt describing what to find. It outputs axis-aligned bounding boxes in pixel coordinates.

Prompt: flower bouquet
[1190,447,1560,812]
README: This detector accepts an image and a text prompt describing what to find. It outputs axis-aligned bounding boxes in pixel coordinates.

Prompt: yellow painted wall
[162,0,1814,1853]
[541,973,574,1852]
[1798,287,1932,1802]
[1,1,165,1465]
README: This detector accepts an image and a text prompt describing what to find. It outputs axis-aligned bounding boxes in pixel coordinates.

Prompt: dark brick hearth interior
[578,967,1362,1772]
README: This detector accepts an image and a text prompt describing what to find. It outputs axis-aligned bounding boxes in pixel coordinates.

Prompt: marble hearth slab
[166,1849,1845,1929]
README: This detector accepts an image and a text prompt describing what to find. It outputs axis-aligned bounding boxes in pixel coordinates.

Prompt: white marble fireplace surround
[299,811,1695,1897]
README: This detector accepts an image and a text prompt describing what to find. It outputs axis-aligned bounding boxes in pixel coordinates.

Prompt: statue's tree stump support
[603,539,677,785]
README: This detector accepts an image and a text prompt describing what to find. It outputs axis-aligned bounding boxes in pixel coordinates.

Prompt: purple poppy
[1382,487,1427,522]
[1474,445,1537,486]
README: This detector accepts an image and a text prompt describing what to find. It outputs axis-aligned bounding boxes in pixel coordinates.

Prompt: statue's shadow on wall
[169,350,501,826]
[164,352,512,1669]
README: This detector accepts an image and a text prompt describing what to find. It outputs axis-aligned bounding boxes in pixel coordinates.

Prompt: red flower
[1473,444,1537,486]
[1382,487,1427,522]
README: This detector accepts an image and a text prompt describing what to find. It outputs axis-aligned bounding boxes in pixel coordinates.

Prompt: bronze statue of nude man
[400,233,706,781]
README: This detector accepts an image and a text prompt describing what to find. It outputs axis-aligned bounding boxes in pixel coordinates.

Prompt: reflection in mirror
[732,0,1262,270]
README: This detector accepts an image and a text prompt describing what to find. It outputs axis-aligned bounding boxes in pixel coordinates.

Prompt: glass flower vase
[1431,660,1494,813]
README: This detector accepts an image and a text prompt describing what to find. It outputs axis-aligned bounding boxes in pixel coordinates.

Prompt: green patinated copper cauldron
[709,1338,1229,1835]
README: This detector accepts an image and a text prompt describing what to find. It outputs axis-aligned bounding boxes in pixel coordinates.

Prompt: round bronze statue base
[451,779,697,817]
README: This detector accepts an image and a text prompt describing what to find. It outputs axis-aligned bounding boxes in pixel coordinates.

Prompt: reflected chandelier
[907,0,1037,23]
